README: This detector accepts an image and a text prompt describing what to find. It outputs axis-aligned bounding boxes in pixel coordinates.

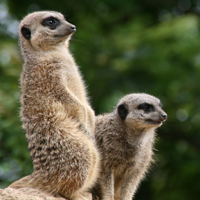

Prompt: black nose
[70,25,76,32]
[161,113,167,119]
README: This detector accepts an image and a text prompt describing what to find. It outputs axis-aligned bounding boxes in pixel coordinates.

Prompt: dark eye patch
[42,17,60,30]
[138,103,154,112]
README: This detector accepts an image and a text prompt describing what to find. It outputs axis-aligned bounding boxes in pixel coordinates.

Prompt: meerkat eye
[42,17,60,30]
[138,103,154,112]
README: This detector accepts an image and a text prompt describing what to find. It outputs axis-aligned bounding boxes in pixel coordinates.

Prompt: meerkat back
[9,11,99,200]
[94,93,167,200]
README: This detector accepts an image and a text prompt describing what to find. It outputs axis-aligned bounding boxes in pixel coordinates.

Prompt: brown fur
[93,93,167,200]
[9,11,99,200]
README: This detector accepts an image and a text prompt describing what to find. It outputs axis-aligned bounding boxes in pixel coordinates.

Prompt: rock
[0,187,66,200]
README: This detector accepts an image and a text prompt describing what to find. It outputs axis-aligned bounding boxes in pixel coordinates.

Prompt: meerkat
[9,11,99,200]
[93,93,167,200]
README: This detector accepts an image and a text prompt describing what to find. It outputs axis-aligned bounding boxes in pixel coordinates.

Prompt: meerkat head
[117,93,167,130]
[19,11,76,50]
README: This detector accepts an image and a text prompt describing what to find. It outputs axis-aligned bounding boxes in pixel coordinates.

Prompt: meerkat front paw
[82,192,93,200]
[79,123,91,137]
[72,192,92,200]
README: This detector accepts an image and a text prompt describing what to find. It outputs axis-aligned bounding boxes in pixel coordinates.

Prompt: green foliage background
[0,0,200,199]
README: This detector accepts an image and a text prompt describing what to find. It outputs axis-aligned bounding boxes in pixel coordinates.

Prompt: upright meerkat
[9,11,99,200]
[93,93,167,200]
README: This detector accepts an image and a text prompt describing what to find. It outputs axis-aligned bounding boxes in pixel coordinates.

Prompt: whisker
[71,38,86,43]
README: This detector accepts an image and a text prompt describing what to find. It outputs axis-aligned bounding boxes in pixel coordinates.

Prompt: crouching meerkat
[93,93,167,200]
[9,11,99,200]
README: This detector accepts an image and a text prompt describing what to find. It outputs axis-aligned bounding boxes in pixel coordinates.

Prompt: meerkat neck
[22,41,75,65]
[125,126,156,148]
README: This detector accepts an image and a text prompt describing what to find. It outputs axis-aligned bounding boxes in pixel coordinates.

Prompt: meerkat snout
[161,112,167,120]
[70,25,76,32]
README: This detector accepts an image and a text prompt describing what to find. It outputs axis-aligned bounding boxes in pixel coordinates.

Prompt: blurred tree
[0,0,200,199]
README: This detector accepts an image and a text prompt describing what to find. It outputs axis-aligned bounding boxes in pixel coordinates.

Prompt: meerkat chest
[134,144,153,169]
[61,63,85,101]
[111,144,153,183]
[110,136,153,173]
[129,130,155,167]
[66,67,82,89]
[106,141,136,168]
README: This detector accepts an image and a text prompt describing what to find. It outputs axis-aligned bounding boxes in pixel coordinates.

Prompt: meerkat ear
[21,26,31,40]
[118,104,129,120]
